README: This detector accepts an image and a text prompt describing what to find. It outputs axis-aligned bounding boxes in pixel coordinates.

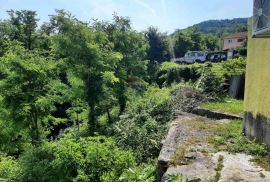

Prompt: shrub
[128,86,172,124]
[196,63,225,96]
[114,116,166,162]
[159,62,181,71]
[158,62,203,86]
[17,136,136,182]
[114,86,172,162]
[220,57,246,77]
[158,58,246,92]
[119,164,155,182]
[102,164,155,182]
[0,153,20,181]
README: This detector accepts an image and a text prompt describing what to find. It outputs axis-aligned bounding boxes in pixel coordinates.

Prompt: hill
[174,18,248,36]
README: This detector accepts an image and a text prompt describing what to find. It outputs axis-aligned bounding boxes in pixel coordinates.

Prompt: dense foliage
[158,58,246,96]
[0,10,174,181]
[0,9,248,181]
[173,28,219,58]
[114,87,172,162]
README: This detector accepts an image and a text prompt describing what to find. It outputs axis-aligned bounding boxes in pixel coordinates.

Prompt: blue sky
[0,0,252,33]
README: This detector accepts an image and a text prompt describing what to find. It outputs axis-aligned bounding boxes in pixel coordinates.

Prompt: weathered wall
[244,18,270,145]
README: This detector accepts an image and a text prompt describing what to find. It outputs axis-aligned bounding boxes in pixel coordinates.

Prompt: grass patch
[202,97,243,115]
[210,120,270,170]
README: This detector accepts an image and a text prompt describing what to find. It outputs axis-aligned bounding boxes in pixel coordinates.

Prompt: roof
[224,32,248,39]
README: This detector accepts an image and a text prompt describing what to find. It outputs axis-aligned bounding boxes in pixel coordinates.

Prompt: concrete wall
[244,18,270,145]
[229,74,245,99]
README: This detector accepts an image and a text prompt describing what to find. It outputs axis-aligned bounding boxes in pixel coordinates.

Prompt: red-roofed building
[223,32,248,51]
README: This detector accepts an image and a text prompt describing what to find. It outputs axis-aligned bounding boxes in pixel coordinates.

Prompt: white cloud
[87,0,120,20]
[132,0,157,17]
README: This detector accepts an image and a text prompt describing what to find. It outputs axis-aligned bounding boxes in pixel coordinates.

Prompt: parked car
[172,51,208,64]
[171,51,229,64]
[206,52,227,62]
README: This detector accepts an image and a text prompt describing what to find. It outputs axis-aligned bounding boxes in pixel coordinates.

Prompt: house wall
[244,18,270,146]
[223,38,245,50]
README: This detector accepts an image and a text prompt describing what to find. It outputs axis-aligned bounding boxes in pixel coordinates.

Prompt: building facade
[223,32,247,51]
[244,19,270,146]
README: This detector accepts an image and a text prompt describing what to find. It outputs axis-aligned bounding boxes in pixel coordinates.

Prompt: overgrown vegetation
[0,8,252,182]
[158,58,246,98]
[114,87,172,162]
[0,10,172,181]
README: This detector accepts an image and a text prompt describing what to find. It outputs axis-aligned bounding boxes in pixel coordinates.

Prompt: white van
[180,51,208,64]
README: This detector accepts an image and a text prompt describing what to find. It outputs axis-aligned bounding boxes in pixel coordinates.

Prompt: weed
[210,155,224,182]
[170,146,188,166]
[167,175,202,182]
[210,120,270,171]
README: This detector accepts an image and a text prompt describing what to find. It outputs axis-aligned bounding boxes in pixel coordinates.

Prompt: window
[197,52,204,57]
[221,54,226,59]
[189,52,196,57]
[228,39,232,43]
[238,38,244,42]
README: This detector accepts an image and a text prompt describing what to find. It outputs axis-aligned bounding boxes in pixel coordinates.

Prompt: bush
[114,116,166,162]
[196,63,225,96]
[159,62,181,71]
[220,57,246,77]
[128,86,172,124]
[117,164,155,182]
[114,86,172,162]
[158,58,246,92]
[17,136,136,182]
[158,62,203,86]
[0,153,20,181]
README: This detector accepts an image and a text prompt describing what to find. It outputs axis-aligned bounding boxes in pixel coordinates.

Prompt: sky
[0,0,253,33]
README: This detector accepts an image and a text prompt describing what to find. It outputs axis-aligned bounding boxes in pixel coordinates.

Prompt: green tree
[0,20,17,56]
[0,43,60,145]
[51,10,122,133]
[173,28,219,57]
[93,14,148,113]
[145,26,170,63]
[187,27,204,51]
[7,10,39,50]
[236,24,248,32]
[204,34,219,51]
[173,32,193,58]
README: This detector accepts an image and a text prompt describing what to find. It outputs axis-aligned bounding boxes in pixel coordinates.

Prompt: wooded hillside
[175,18,248,36]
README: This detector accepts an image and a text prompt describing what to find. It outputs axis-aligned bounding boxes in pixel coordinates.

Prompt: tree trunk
[31,113,40,146]
[88,104,96,135]
[117,81,127,114]
[106,108,112,124]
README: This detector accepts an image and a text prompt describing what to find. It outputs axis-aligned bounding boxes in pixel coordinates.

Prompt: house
[244,19,270,146]
[223,32,248,51]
